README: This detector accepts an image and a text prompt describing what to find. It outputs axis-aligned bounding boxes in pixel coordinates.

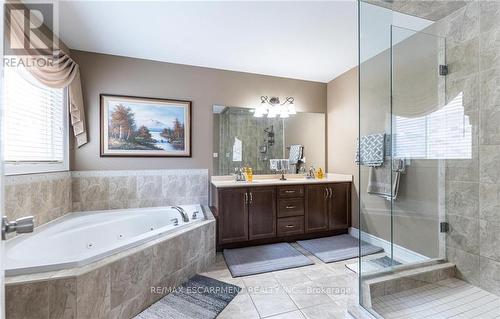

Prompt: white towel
[232,137,242,162]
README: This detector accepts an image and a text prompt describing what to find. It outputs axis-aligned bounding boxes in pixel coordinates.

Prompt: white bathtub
[5,205,205,276]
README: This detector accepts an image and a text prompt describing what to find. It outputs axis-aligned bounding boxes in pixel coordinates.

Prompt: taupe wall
[327,67,359,228]
[284,112,326,171]
[70,50,327,172]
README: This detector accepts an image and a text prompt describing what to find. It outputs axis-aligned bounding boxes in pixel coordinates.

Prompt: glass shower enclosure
[357,1,472,316]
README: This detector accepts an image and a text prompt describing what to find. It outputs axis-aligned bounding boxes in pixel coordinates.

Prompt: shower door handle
[2,216,34,240]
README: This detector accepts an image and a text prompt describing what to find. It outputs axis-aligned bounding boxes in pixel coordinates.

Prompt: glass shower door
[390,25,447,264]
[358,1,452,316]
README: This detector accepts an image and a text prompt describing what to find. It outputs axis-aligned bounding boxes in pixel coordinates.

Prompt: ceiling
[59,1,432,83]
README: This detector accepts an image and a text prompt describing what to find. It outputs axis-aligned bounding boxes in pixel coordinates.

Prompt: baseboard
[349,227,429,264]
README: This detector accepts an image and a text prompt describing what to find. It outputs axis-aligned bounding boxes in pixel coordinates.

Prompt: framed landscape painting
[100,94,191,157]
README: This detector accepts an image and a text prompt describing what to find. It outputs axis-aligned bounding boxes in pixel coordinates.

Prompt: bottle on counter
[316,167,324,179]
[246,167,253,182]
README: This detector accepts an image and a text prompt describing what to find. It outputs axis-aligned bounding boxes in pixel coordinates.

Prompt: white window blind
[3,67,65,163]
[393,92,472,159]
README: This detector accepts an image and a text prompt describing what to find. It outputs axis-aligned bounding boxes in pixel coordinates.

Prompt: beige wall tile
[49,278,77,319]
[76,266,111,319]
[6,281,49,319]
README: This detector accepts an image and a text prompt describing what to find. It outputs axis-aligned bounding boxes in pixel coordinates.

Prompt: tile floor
[200,243,360,319]
[372,277,500,319]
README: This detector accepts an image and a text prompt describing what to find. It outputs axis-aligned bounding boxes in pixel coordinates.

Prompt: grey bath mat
[135,275,240,319]
[223,242,314,277]
[296,234,383,263]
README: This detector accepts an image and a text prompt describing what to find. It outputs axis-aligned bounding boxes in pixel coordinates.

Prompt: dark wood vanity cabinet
[213,181,351,249]
[329,182,350,230]
[305,184,330,232]
[218,188,249,244]
[305,183,351,233]
[248,187,277,240]
[217,186,276,244]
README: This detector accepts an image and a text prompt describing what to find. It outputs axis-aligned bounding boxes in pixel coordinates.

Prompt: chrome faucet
[172,206,189,223]
[307,166,316,179]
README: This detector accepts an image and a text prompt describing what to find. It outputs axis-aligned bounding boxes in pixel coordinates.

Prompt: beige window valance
[4,1,88,147]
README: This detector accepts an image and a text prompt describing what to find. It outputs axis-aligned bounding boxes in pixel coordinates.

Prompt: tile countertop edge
[211,173,353,188]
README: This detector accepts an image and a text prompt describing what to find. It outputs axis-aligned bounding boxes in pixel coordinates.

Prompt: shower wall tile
[479,183,500,222]
[446,247,480,286]
[479,0,500,34]
[480,68,500,108]
[479,219,500,262]
[479,145,500,183]
[5,172,72,228]
[480,105,500,145]
[445,147,479,182]
[446,214,479,255]
[446,37,479,81]
[441,0,500,295]
[71,169,209,211]
[480,27,500,71]
[445,181,479,218]
[479,257,500,295]
[442,2,479,47]
[446,73,479,110]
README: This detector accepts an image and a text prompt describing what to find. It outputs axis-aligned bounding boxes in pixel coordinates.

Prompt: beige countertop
[211,173,353,188]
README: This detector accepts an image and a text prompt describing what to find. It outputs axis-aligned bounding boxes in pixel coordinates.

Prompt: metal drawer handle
[329,188,334,198]
[284,190,295,193]
[244,192,248,204]
[249,192,253,204]
[285,225,295,228]
[285,205,297,209]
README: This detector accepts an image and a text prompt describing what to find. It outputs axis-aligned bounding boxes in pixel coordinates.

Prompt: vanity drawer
[278,198,304,217]
[277,216,304,236]
[278,185,304,198]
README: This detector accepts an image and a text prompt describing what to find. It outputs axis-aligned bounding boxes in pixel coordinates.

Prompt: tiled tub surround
[5,208,216,319]
[6,205,206,276]
[71,169,209,211]
[5,172,72,227]
[3,169,209,229]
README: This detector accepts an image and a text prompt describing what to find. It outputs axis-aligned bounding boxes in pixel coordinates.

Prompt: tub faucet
[172,206,189,223]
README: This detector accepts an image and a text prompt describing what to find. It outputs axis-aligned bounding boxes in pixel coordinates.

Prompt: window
[393,92,472,160]
[3,67,68,175]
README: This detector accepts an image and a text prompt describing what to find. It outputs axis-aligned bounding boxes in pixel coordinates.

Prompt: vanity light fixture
[254,96,296,118]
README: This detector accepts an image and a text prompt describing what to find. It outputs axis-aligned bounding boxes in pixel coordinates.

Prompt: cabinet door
[248,187,277,240]
[305,184,329,232]
[329,183,350,230]
[219,188,249,244]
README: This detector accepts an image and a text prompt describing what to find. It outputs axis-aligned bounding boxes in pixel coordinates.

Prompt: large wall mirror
[213,105,325,175]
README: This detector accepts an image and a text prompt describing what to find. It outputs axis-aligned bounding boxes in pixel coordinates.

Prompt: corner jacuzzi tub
[5,205,205,276]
